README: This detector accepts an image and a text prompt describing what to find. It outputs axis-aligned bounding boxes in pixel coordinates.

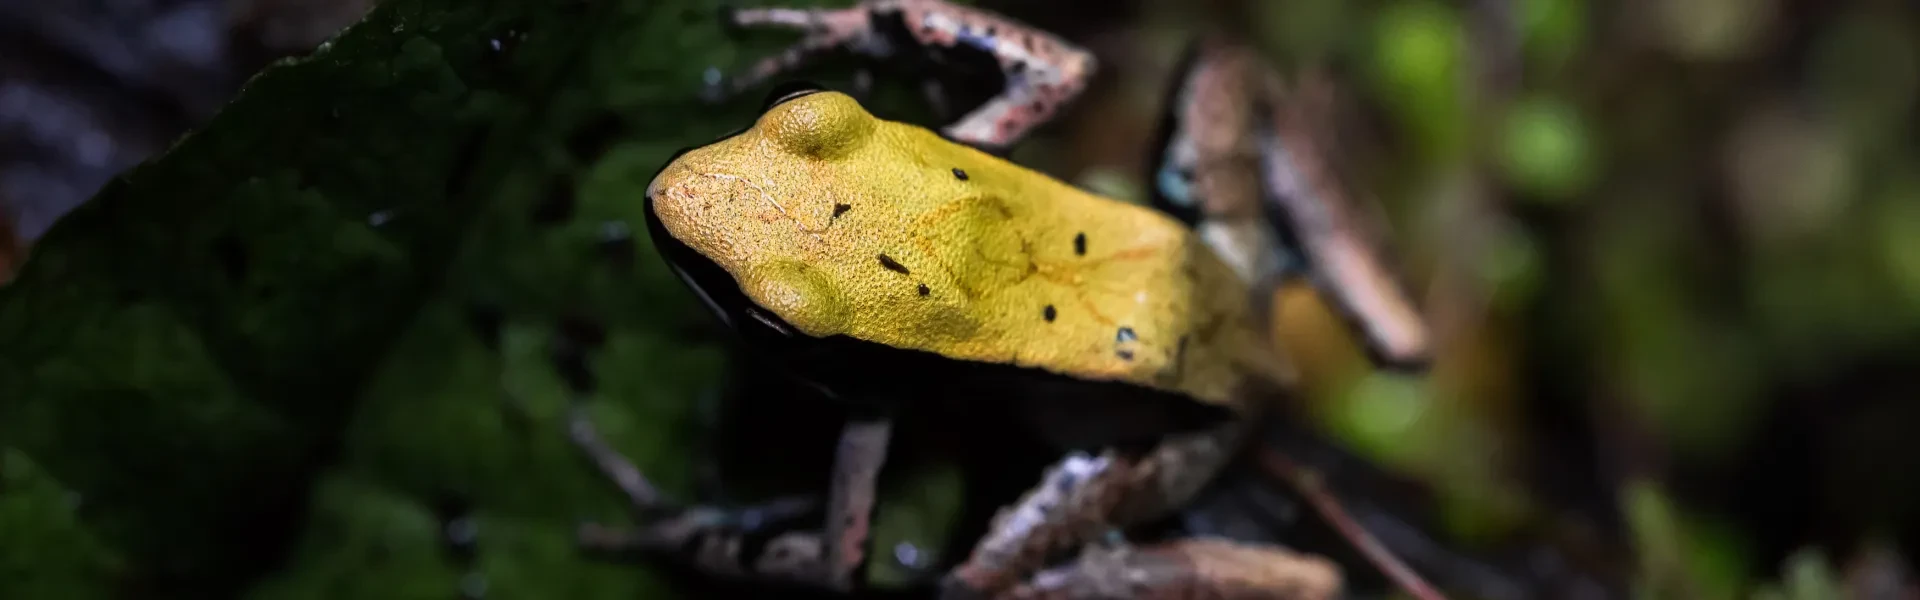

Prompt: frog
[566,2,1431,598]
[699,0,1430,368]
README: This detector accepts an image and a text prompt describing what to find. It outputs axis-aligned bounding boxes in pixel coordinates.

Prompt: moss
[0,0,968,597]
[243,475,461,600]
[0,449,121,599]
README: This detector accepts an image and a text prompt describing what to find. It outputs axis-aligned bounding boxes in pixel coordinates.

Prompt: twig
[568,404,668,510]
[1255,447,1449,600]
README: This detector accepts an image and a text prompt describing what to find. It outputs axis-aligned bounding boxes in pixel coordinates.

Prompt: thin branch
[568,404,668,510]
[1254,447,1449,600]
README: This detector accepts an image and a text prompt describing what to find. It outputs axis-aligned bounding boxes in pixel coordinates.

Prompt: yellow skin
[647,91,1285,411]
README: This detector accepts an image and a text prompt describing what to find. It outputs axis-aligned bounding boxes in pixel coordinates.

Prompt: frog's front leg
[705,5,877,102]
[888,1,1096,148]
[940,420,1254,599]
[1002,537,1343,600]
[715,1,1096,150]
[570,407,892,590]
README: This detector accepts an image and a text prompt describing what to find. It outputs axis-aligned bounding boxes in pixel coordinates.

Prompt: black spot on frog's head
[877,254,911,275]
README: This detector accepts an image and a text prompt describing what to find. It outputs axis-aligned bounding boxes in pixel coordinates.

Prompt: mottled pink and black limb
[883,1,1096,149]
[711,1,1097,150]
[1001,537,1343,600]
[569,406,892,591]
[705,5,878,102]
[939,419,1257,599]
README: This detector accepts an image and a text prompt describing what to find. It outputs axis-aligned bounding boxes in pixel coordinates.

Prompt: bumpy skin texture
[648,91,1275,411]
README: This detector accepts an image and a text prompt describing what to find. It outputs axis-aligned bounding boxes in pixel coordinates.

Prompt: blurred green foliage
[1498,95,1592,201]
[0,449,120,598]
[1365,0,1470,162]
[0,0,960,597]
[1237,0,1920,594]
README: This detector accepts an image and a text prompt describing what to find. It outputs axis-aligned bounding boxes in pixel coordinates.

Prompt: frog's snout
[644,167,669,202]
[645,167,680,215]
[645,160,708,231]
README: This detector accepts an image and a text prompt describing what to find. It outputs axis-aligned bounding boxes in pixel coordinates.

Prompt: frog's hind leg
[569,406,893,591]
[1000,537,1343,599]
[705,5,878,102]
[939,420,1254,599]
[1254,99,1434,370]
[1148,38,1432,370]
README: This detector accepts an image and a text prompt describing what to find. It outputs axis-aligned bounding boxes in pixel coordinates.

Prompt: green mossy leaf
[0,449,122,599]
[0,0,970,597]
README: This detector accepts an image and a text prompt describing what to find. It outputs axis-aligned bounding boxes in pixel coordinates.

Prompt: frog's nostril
[645,177,684,209]
[645,161,694,204]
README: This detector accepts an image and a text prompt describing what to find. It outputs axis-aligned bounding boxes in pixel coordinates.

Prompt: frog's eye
[759,90,875,159]
[761,81,828,112]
